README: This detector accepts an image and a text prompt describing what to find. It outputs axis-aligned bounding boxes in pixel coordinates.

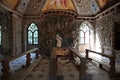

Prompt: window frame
[27,23,38,45]
[79,23,90,45]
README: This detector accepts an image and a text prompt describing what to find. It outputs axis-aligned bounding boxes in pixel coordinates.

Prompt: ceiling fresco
[6,0,19,9]
[0,0,119,16]
[42,0,75,12]
[16,0,30,14]
[97,0,109,8]
[24,0,44,15]
[73,0,100,16]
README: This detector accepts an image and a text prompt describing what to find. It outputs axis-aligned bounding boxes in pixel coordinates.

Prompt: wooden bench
[85,49,116,77]
[69,48,87,74]
[1,48,39,80]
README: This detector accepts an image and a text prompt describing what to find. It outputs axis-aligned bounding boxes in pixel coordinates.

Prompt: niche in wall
[114,22,120,50]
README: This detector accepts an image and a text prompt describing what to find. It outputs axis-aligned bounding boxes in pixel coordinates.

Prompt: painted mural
[90,0,100,14]
[74,0,100,15]
[17,0,30,13]
[42,0,75,11]
[97,0,109,8]
[6,0,19,8]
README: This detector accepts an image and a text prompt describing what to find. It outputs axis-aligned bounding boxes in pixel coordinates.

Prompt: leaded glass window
[79,23,90,44]
[28,23,38,44]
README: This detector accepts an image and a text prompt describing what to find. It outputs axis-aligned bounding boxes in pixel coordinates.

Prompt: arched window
[79,23,90,44]
[0,26,1,45]
[28,23,38,44]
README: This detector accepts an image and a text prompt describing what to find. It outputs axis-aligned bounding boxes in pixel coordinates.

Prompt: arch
[27,23,38,44]
[79,21,94,53]
[79,22,90,45]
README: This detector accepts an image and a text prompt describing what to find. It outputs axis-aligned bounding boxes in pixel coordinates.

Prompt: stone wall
[0,9,13,56]
[12,13,22,56]
[22,15,79,56]
[0,7,23,56]
[95,8,120,55]
[22,18,40,51]
[39,15,78,56]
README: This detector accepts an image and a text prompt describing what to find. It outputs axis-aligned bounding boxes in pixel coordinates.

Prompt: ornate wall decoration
[0,10,13,55]
[39,15,78,56]
[74,0,100,16]
[42,0,75,12]
[97,0,109,8]
[6,0,19,9]
[96,8,120,55]
[17,0,30,13]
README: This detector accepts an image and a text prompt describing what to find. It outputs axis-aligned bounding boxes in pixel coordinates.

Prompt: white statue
[55,34,62,47]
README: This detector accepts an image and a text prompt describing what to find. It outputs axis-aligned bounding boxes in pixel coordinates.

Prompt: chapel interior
[0,0,120,80]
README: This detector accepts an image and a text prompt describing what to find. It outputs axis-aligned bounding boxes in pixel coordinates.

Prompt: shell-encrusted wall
[39,15,78,56]
[95,8,120,55]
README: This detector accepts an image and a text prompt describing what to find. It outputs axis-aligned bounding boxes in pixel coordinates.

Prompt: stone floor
[24,57,114,80]
[24,58,50,80]
[58,59,80,80]
[86,61,110,80]
[0,53,119,80]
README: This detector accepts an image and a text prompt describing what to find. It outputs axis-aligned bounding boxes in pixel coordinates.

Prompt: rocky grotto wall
[0,9,13,56]
[95,8,120,56]
[39,15,78,56]
[12,13,23,56]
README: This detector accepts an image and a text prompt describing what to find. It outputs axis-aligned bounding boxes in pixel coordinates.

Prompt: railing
[1,48,39,80]
[69,47,87,78]
[85,49,116,77]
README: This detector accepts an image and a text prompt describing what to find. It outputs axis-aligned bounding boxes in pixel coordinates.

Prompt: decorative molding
[42,10,77,19]
[95,2,120,20]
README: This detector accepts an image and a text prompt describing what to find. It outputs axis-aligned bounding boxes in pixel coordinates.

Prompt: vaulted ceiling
[0,0,119,17]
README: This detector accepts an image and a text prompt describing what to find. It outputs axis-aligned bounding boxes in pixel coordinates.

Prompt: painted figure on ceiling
[60,0,67,7]
[42,0,75,11]
[49,0,67,8]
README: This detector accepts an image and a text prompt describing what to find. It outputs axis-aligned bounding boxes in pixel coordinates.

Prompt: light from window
[96,34,101,52]
[80,31,84,44]
[28,23,38,44]
[0,26,1,45]
[28,31,32,44]
[79,23,89,44]
[85,31,89,44]
[34,31,38,44]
